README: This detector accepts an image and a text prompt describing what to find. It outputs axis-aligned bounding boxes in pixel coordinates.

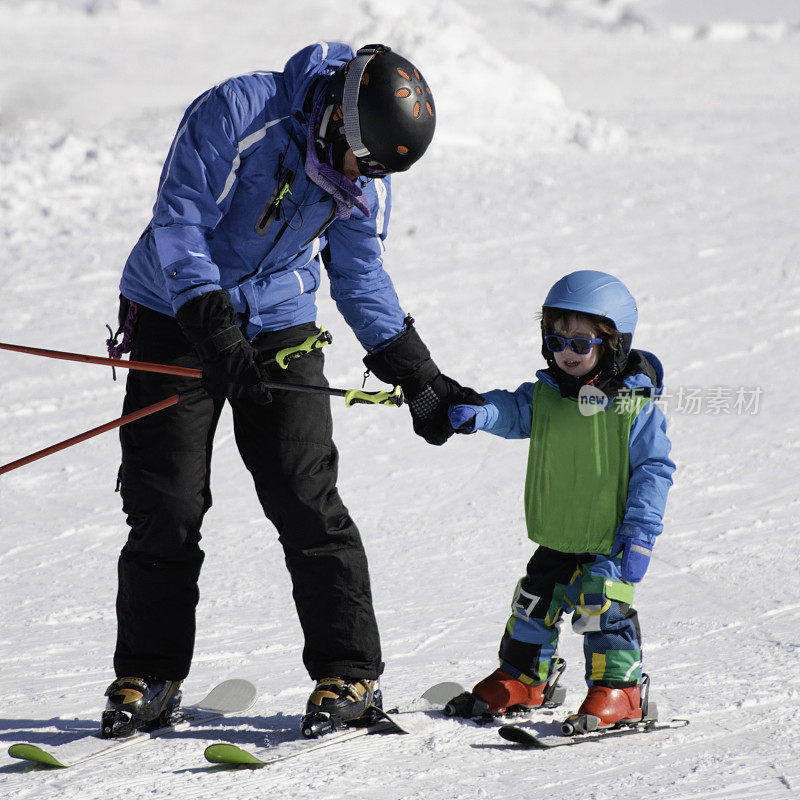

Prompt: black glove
[363,320,484,446]
[175,290,272,405]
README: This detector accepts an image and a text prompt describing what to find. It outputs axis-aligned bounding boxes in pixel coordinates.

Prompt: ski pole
[0,341,404,407]
[0,388,204,477]
[0,341,200,378]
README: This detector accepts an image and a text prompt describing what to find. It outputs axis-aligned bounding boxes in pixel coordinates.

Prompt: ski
[419,680,564,725]
[8,678,257,768]
[205,707,408,768]
[420,681,467,706]
[203,681,461,768]
[498,717,690,749]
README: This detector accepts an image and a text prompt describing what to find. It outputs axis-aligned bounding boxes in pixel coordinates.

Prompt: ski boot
[561,674,656,735]
[300,678,380,739]
[100,676,183,739]
[444,658,566,719]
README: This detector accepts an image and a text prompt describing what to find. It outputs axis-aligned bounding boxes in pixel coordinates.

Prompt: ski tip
[8,743,68,768]
[366,710,411,735]
[196,679,258,714]
[204,743,265,766]
[497,725,543,748]
[421,682,466,706]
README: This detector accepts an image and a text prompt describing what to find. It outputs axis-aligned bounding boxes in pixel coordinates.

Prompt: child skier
[445,270,675,731]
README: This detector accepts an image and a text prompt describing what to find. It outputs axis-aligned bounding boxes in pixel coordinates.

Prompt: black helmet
[320,44,436,175]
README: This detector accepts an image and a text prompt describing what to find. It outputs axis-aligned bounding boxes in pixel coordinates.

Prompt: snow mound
[3,0,157,12]
[0,0,627,152]
[521,0,800,40]
[523,0,654,31]
[0,121,156,223]
[354,0,627,152]
[0,119,160,336]
[674,20,798,42]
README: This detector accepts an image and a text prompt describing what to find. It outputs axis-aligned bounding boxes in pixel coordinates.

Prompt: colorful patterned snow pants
[498,546,643,687]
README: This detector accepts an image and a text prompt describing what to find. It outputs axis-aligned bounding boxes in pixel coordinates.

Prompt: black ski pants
[114,304,382,682]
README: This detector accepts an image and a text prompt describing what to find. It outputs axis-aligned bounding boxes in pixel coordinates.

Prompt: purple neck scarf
[304,92,370,220]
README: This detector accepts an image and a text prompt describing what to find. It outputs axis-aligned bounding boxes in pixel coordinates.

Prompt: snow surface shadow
[0,760,52,774]
[173,764,243,774]
[0,713,270,747]
[0,717,98,746]
[167,712,303,748]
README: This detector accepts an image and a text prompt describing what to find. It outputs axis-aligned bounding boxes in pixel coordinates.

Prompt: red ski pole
[0,388,204,477]
[0,341,404,406]
[0,341,201,378]
[0,339,407,476]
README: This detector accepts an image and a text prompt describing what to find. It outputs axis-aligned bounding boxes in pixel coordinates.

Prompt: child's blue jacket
[473,355,675,546]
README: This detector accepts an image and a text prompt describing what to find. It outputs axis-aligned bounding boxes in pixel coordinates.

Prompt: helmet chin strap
[328,139,349,174]
[315,102,347,173]
[316,103,335,146]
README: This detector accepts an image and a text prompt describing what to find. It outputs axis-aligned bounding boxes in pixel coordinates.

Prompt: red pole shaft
[0,391,201,477]
[0,340,396,402]
[0,341,201,379]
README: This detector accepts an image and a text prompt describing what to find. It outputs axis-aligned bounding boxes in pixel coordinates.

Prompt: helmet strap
[316,103,335,146]
[342,44,391,159]
[316,100,348,172]
[327,139,349,174]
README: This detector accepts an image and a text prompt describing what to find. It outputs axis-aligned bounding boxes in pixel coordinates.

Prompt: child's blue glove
[612,529,653,583]
[448,404,489,434]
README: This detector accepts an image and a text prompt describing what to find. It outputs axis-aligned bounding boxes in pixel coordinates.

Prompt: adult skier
[102,42,482,739]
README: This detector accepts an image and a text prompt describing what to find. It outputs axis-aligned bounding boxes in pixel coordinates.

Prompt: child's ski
[498,717,690,749]
[8,678,257,768]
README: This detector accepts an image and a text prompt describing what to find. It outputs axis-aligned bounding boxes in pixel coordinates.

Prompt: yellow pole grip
[344,386,404,407]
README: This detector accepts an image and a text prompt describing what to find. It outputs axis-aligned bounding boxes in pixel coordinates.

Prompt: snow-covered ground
[2,1,800,798]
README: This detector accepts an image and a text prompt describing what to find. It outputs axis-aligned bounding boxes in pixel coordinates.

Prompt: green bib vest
[524,380,648,555]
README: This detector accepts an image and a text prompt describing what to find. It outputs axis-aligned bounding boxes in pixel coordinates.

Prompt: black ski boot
[300,678,380,738]
[100,676,183,739]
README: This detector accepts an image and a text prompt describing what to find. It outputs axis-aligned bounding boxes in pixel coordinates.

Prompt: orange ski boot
[562,683,645,735]
[474,669,548,713]
[445,659,566,718]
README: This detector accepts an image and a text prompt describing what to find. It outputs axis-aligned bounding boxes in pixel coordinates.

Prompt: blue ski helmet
[542,270,638,336]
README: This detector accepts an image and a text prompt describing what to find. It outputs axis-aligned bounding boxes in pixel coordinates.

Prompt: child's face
[550,316,602,378]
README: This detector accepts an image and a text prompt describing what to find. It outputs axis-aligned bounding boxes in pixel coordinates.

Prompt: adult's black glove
[175,290,273,404]
[363,320,484,446]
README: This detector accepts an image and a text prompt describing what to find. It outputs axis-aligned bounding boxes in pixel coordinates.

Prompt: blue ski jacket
[457,352,675,547]
[119,42,406,349]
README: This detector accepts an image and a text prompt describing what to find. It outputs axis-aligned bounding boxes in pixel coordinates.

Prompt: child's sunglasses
[544,334,602,355]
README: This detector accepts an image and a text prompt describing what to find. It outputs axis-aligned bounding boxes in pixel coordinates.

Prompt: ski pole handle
[275,327,332,369]
[0,388,204,477]
[344,386,404,407]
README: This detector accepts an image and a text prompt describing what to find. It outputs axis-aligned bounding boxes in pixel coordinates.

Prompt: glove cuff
[193,326,243,361]
[176,289,241,345]
[176,290,250,361]
[363,322,439,397]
